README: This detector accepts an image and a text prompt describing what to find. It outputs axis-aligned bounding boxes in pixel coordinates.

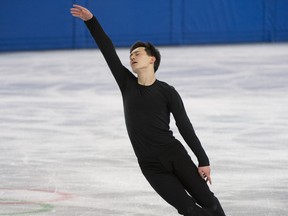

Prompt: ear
[150,56,156,64]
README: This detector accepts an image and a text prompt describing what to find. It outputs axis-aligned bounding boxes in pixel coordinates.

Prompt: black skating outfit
[84,16,225,216]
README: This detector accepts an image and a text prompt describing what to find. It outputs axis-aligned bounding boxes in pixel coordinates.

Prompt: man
[70,4,226,216]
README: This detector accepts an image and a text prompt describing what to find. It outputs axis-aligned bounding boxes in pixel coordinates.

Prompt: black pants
[139,145,226,216]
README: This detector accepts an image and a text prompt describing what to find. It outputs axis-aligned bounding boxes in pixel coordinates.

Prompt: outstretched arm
[70,4,133,93]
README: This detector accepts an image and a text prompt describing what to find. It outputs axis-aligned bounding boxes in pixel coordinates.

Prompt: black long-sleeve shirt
[85,16,209,166]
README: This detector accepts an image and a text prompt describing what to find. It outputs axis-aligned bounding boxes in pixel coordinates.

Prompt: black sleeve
[84,16,135,93]
[169,87,210,167]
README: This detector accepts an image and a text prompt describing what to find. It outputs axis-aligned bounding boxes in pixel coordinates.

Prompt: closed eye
[130,51,140,60]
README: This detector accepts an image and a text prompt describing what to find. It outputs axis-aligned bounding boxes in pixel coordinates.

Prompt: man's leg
[139,161,211,216]
[203,197,226,216]
[172,152,226,216]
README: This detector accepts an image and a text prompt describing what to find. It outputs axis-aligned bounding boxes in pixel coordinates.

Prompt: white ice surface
[0,43,287,215]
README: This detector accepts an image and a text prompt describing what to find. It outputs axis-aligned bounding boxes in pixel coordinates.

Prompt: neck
[137,69,156,86]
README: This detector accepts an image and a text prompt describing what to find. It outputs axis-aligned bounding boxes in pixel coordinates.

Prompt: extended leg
[140,161,211,216]
[172,152,226,216]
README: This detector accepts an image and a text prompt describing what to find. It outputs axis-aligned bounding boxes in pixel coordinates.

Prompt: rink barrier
[0,0,288,51]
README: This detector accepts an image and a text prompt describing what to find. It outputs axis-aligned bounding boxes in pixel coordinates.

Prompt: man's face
[130,47,154,73]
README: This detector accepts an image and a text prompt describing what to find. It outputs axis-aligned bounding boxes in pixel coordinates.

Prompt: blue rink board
[0,0,288,51]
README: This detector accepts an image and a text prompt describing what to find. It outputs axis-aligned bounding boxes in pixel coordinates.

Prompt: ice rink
[0,43,287,215]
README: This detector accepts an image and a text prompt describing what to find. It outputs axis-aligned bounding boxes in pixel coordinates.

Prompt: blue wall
[0,0,288,52]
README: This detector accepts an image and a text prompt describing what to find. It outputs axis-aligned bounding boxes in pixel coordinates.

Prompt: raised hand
[70,4,93,21]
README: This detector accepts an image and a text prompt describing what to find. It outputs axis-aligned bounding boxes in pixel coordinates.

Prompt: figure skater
[71,4,226,216]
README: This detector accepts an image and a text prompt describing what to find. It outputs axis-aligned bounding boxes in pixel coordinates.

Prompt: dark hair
[130,41,161,72]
